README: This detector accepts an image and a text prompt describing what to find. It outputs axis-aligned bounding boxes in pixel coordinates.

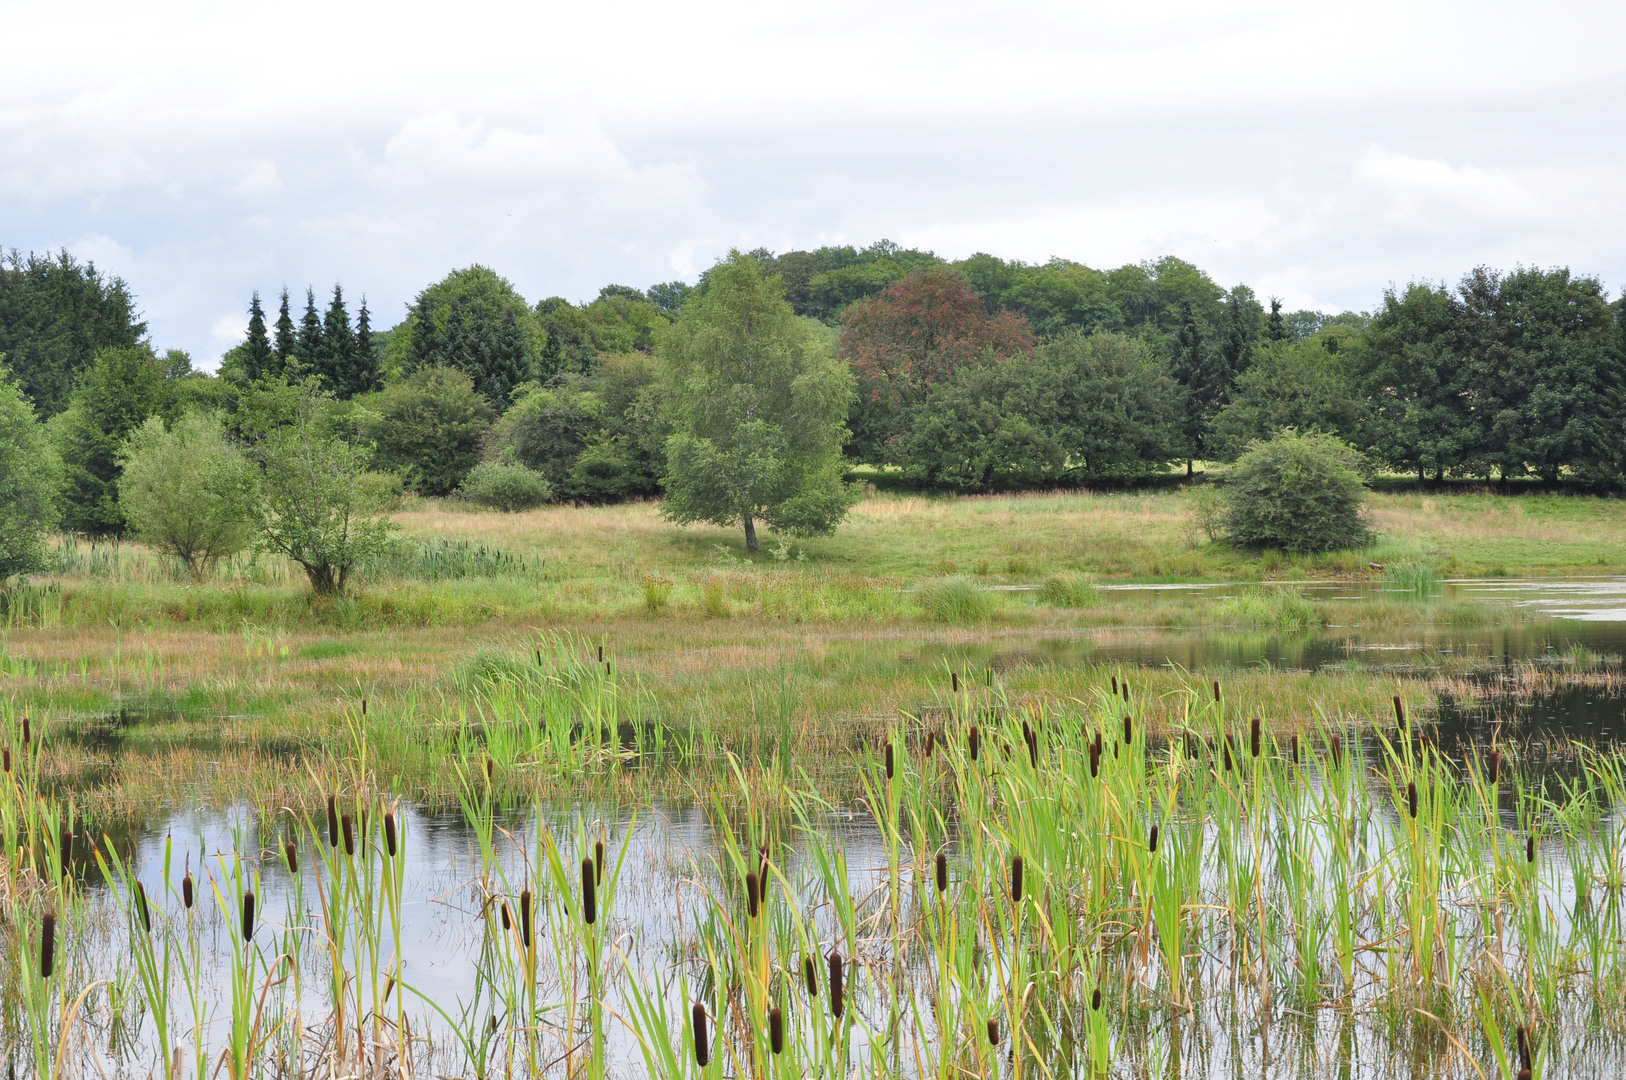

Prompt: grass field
[2,485,1623,818]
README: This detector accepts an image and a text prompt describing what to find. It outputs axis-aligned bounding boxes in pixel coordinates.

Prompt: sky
[3,0,1624,368]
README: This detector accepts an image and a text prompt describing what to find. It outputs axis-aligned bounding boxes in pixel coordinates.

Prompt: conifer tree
[296,288,324,373]
[273,288,297,373]
[1221,294,1252,382]
[1265,297,1288,342]
[351,297,381,396]
[244,291,274,381]
[319,284,358,395]
[410,296,439,371]
[1168,300,1208,474]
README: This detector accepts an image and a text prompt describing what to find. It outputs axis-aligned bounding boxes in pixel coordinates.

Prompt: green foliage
[753,240,944,321]
[658,251,859,550]
[355,367,494,496]
[238,378,397,595]
[1210,337,1368,460]
[360,536,544,582]
[1384,561,1443,597]
[1221,430,1373,553]
[52,344,167,536]
[400,266,543,400]
[0,248,146,417]
[1037,571,1098,608]
[916,575,994,622]
[1212,585,1323,631]
[0,367,61,579]
[461,461,554,512]
[118,412,256,579]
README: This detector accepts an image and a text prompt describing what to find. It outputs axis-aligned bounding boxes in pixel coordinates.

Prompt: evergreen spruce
[296,288,324,374]
[243,292,274,381]
[410,296,439,371]
[488,309,528,405]
[1265,297,1288,342]
[1221,293,1252,382]
[352,298,381,396]
[273,288,297,373]
[540,322,565,383]
[1169,299,1208,474]
[320,284,358,395]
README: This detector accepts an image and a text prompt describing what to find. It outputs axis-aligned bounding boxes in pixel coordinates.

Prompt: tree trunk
[1186,459,1194,479]
[744,516,758,552]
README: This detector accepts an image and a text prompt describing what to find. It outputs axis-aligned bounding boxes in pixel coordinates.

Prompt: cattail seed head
[1250,717,1261,758]
[1010,855,1023,903]
[1516,1024,1531,1071]
[22,715,30,745]
[519,890,533,948]
[500,901,511,931]
[885,741,894,780]
[595,839,605,885]
[134,881,152,933]
[1120,680,1129,702]
[384,812,397,858]
[968,726,980,761]
[1291,733,1300,765]
[1330,734,1342,767]
[285,840,299,873]
[1407,780,1418,819]
[3,747,9,772]
[1123,714,1133,745]
[1487,749,1502,785]
[1148,824,1160,855]
[1526,835,1535,864]
[987,1017,1000,1045]
[326,795,339,847]
[1393,695,1405,726]
[769,1006,784,1054]
[598,644,604,663]
[582,858,598,925]
[485,756,494,782]
[829,952,845,1018]
[693,1002,710,1067]
[1212,680,1221,703]
[341,813,355,857]
[745,871,759,918]
[924,731,936,758]
[182,873,194,909]
[935,851,948,893]
[1091,987,1101,1011]
[1222,738,1234,772]
[360,697,367,716]
[803,955,817,997]
[952,671,959,693]
[241,891,255,942]
[1111,675,1118,695]
[40,912,55,978]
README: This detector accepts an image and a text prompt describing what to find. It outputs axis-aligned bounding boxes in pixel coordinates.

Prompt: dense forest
[3,239,1624,549]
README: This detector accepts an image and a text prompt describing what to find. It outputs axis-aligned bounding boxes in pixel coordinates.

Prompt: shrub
[354,366,494,496]
[1038,572,1098,609]
[1221,430,1372,553]
[118,412,256,580]
[0,368,62,580]
[1384,561,1442,597]
[917,575,994,623]
[461,462,553,512]
[641,576,673,612]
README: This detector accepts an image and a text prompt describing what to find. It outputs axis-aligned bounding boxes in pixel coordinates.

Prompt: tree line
[1,241,1624,583]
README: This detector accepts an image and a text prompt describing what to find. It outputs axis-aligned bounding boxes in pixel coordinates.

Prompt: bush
[354,367,494,496]
[1221,430,1372,553]
[1038,572,1098,608]
[0,369,61,580]
[917,575,994,623]
[641,575,673,612]
[118,412,256,579]
[461,462,553,512]
[1384,561,1442,598]
[1213,585,1323,632]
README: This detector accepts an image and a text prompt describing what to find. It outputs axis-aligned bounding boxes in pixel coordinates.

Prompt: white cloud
[235,160,282,197]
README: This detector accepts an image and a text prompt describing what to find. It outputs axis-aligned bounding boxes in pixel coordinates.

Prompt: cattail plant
[1516,1024,1532,1073]
[519,889,533,948]
[500,900,511,931]
[1011,854,1024,903]
[241,890,255,941]
[885,740,895,779]
[1111,675,1118,695]
[284,839,299,873]
[1092,987,1101,1010]
[1222,738,1234,772]
[134,880,152,933]
[769,1006,784,1054]
[1330,734,1343,768]
[987,1017,1000,1045]
[829,951,845,1019]
[22,714,30,744]
[1407,780,1418,819]
[968,725,981,761]
[1250,717,1261,758]
[384,810,398,858]
[803,955,817,997]
[952,671,959,693]
[1290,732,1300,765]
[595,838,605,885]
[1120,679,1128,701]
[1488,748,1502,784]
[924,731,936,758]
[1148,824,1160,855]
[40,911,55,978]
[3,747,9,773]
[693,1001,710,1068]
[1394,695,1405,726]
[326,795,339,847]
[182,872,194,909]
[582,858,598,924]
[745,871,759,919]
[1124,713,1133,745]
[936,851,948,893]
[1212,680,1221,702]
[1527,835,1535,864]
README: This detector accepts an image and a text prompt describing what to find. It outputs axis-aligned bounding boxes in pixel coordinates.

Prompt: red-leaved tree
[840,267,1032,463]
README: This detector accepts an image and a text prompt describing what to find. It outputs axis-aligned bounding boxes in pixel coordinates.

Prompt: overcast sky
[4,0,1623,366]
